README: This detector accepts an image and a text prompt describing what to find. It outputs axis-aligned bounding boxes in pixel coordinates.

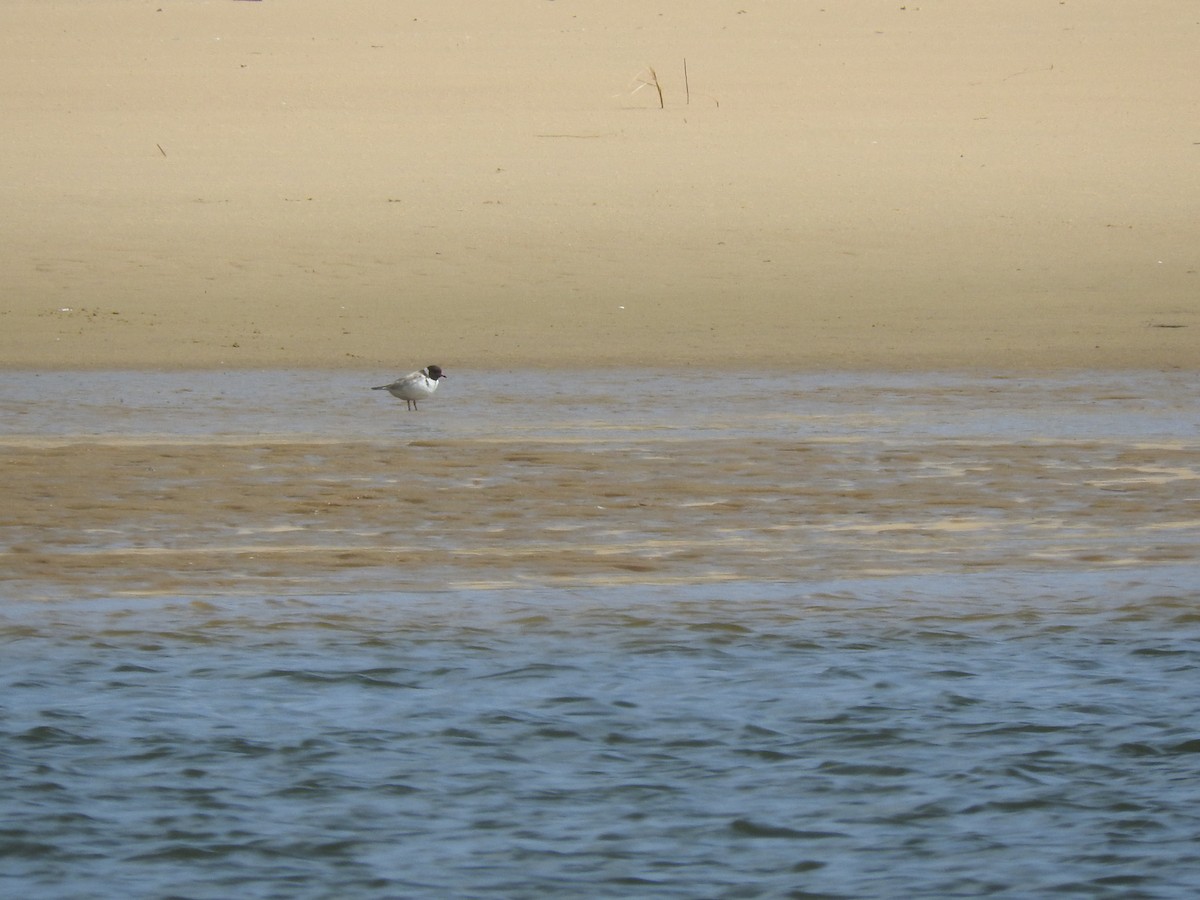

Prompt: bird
[371,364,447,411]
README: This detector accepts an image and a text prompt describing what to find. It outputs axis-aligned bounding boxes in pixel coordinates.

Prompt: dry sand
[1,0,1197,372]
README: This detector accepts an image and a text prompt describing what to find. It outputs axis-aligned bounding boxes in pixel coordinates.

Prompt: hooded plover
[372,364,447,411]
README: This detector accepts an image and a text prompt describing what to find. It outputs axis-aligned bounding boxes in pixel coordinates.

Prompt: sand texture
[1,0,1197,371]
[6,430,1196,599]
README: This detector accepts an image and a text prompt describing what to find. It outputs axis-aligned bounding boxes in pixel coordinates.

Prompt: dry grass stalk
[632,66,665,109]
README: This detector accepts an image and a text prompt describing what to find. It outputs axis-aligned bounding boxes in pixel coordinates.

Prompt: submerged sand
[4,370,1197,599]
[1,0,1197,372]
[5,430,1197,599]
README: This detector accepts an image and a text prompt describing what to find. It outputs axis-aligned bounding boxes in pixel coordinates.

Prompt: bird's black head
[426,365,445,380]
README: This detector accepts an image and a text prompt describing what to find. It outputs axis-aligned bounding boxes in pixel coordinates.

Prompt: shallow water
[2,369,1199,898]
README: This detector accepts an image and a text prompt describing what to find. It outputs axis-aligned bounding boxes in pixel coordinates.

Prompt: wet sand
[4,371,1196,600]
[2,1,1198,372]
[5,433,1198,600]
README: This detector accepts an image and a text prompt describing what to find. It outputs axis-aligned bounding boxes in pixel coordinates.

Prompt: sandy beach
[4,9,1199,892]
[1,0,1196,371]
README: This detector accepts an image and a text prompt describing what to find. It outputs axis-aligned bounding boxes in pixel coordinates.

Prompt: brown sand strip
[3,437,1196,598]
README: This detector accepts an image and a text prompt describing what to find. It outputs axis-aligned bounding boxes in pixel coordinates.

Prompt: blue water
[2,370,1199,898]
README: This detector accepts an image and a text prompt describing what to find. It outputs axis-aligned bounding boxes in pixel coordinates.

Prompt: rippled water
[2,369,1199,898]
